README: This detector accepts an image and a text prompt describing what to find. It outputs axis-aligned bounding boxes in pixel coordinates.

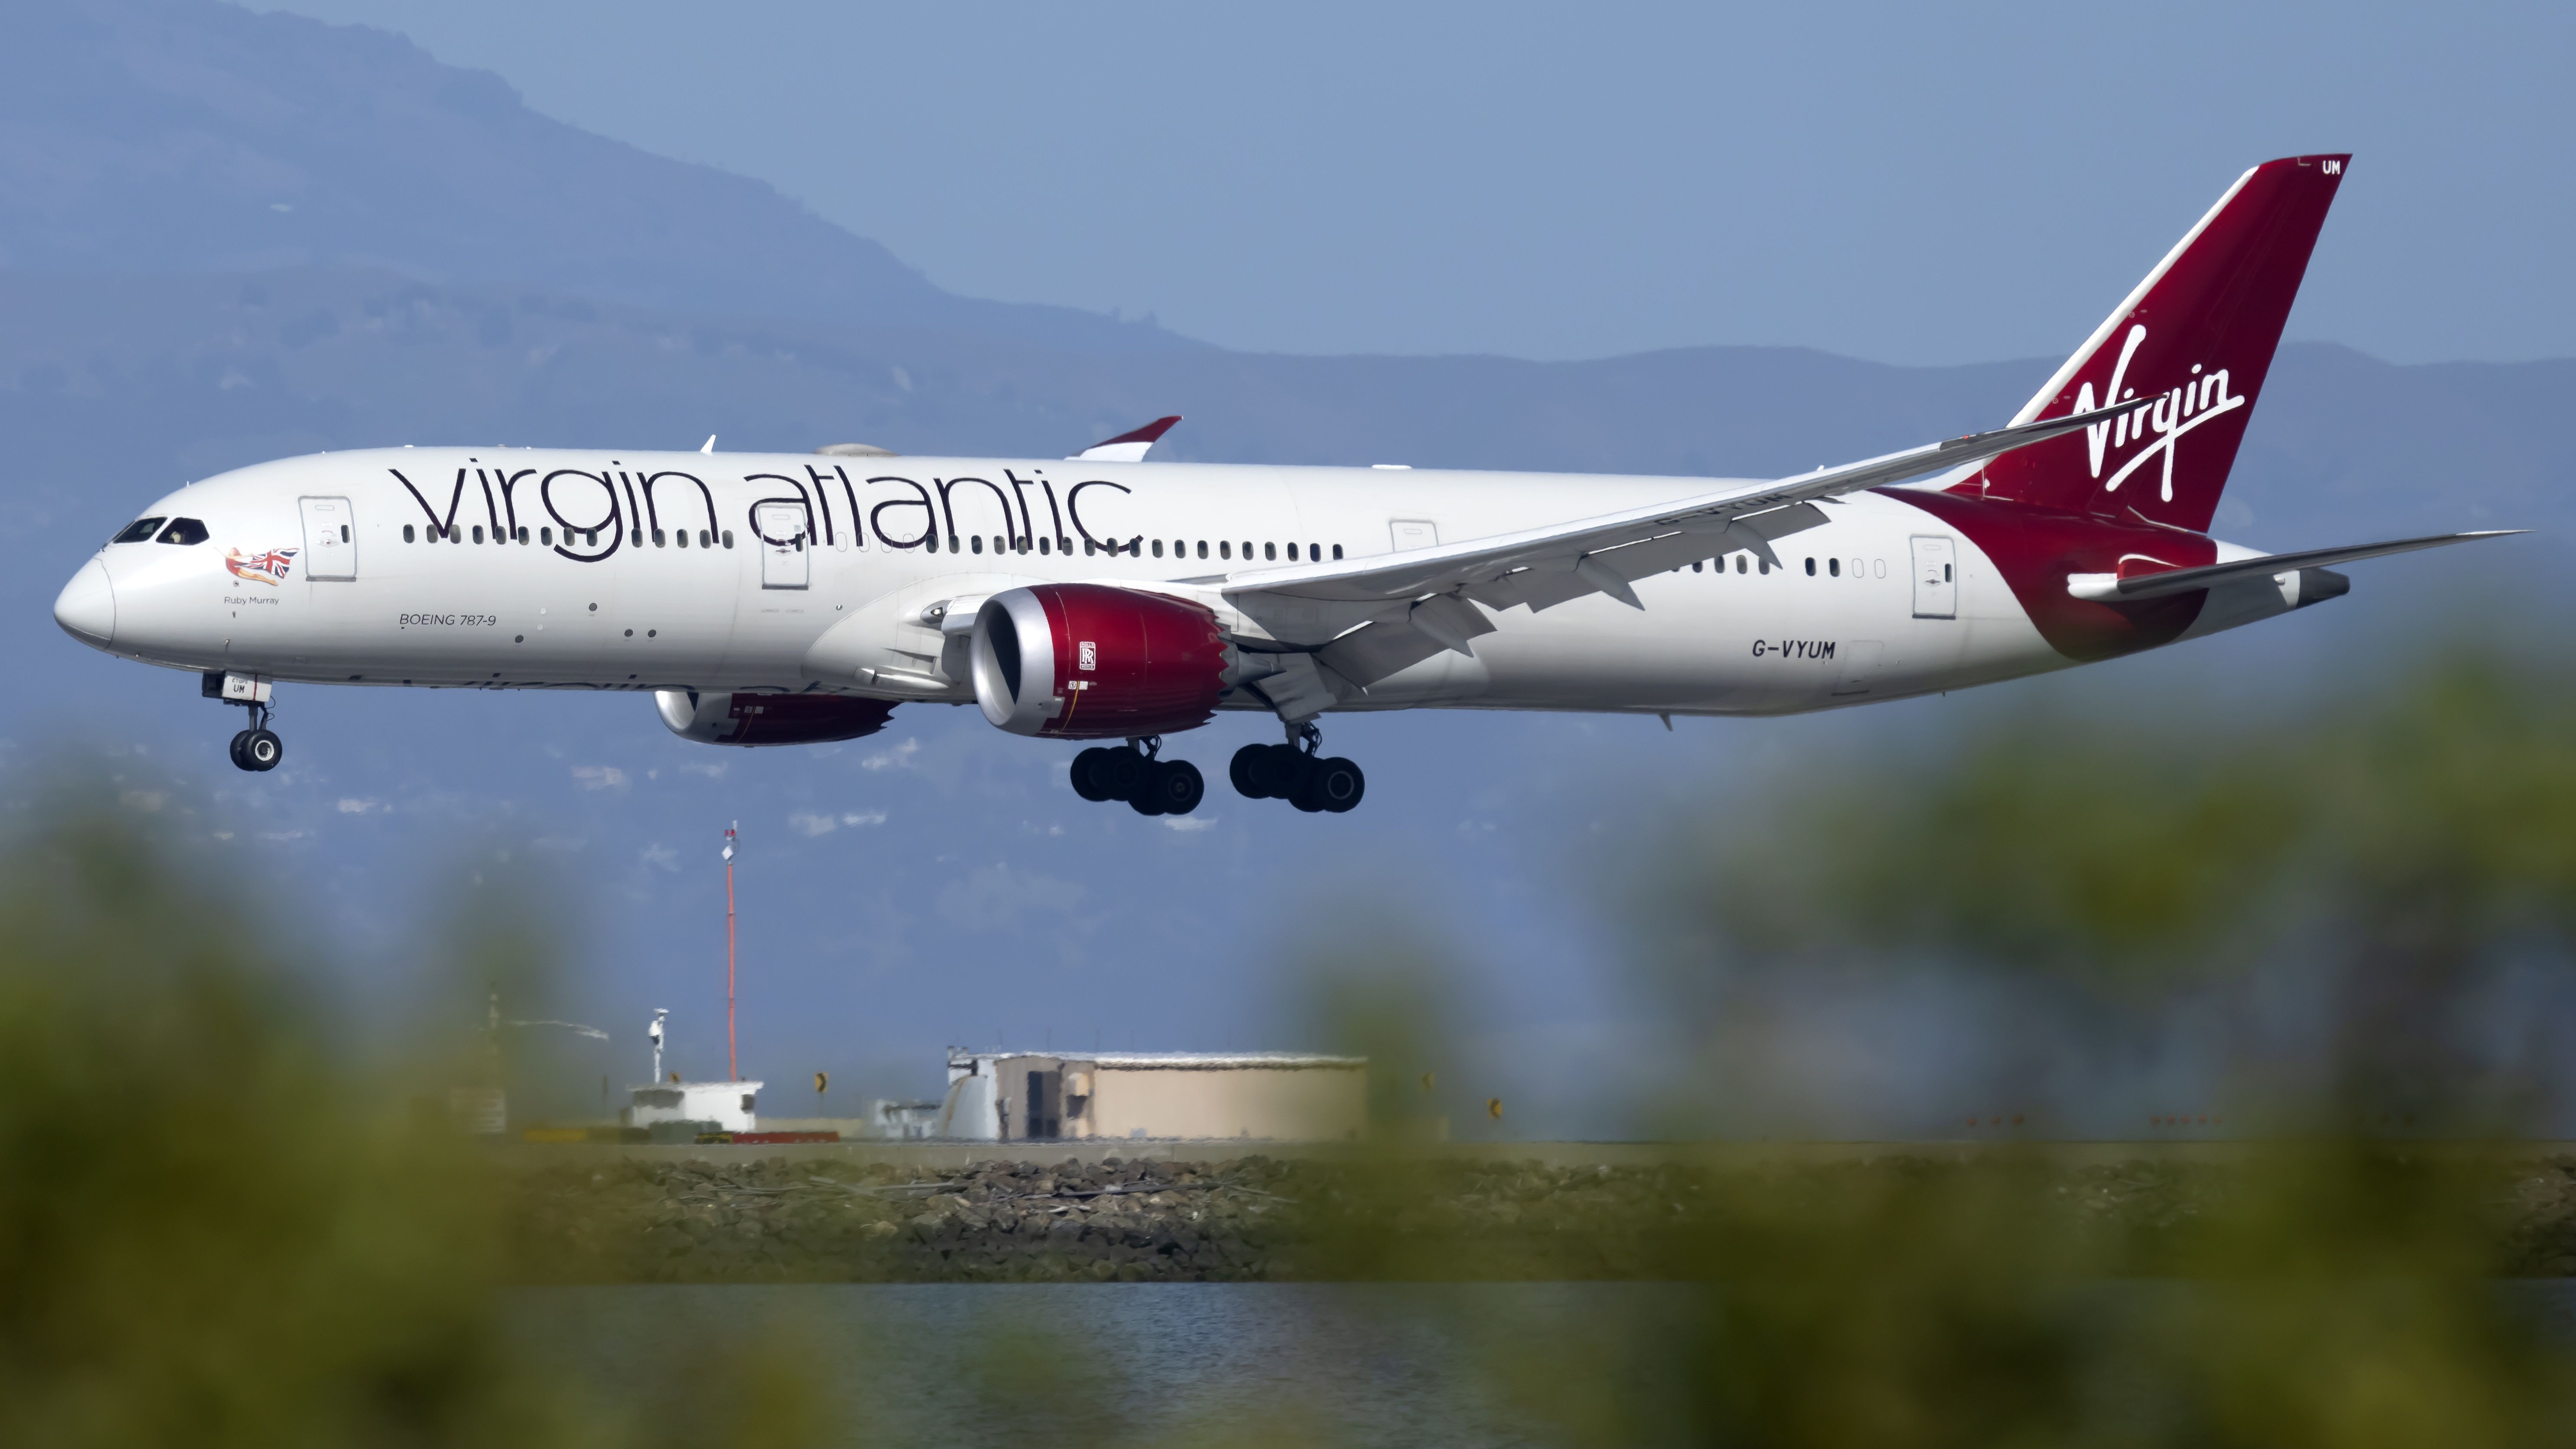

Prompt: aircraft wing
[2066,530,2524,601]
[1220,396,2148,616]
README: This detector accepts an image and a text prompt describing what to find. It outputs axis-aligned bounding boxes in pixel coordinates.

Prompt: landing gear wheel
[1243,742,1305,799]
[1228,744,1267,799]
[1071,747,1114,802]
[1309,757,1364,813]
[228,730,253,771]
[1091,746,1148,802]
[1130,759,1205,817]
[241,728,283,772]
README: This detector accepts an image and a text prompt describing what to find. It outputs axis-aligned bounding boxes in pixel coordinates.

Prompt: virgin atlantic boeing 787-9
[53,154,2514,815]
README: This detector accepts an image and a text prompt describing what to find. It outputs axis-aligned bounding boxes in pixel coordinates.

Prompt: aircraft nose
[54,558,116,647]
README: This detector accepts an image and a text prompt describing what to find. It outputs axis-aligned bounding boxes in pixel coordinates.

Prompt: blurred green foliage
[0,807,830,1449]
[14,647,2576,1446]
[1653,656,2576,1125]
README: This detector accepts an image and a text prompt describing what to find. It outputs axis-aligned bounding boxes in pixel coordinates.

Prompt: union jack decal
[224,547,298,584]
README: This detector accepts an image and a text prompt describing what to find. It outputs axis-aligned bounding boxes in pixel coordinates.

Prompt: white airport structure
[622,1008,761,1133]
[623,1079,764,1134]
[935,1049,1367,1142]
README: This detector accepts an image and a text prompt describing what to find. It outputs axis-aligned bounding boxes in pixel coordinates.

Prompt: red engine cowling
[655,689,899,746]
[970,584,1230,739]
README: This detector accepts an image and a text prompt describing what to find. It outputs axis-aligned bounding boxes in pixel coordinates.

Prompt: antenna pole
[723,822,739,1082]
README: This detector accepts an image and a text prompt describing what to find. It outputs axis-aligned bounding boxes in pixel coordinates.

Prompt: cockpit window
[111,517,166,544]
[157,518,209,545]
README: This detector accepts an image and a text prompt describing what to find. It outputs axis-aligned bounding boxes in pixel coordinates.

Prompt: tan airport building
[934,1050,1366,1143]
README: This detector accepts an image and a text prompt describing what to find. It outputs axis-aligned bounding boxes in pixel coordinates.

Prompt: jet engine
[655,689,899,746]
[969,584,1231,739]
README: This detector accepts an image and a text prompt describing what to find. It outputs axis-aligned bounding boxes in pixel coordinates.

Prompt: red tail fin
[1966,155,2348,533]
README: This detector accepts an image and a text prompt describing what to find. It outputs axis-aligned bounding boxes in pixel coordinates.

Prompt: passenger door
[755,501,809,590]
[298,496,356,580]
[1910,536,1957,619]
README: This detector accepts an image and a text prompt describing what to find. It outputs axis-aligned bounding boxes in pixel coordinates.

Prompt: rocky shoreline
[503,1151,2576,1283]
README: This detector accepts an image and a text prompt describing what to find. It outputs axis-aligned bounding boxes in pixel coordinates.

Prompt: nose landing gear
[1070,737,1205,816]
[227,707,284,774]
[203,672,285,773]
[1230,724,1364,813]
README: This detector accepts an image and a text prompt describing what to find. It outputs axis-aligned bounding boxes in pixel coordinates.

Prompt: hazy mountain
[0,266,2561,556]
[0,0,1190,352]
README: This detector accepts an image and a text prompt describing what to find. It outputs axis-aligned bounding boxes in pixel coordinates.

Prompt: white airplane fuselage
[58,446,2301,721]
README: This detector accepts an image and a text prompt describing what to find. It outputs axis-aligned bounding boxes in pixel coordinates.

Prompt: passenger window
[972,536,984,554]
[1804,557,1815,576]
[1084,539,1096,556]
[676,530,688,549]
[1829,558,1840,577]
[1196,541,1208,560]
[1152,539,1164,558]
[1309,542,1319,560]
[1264,543,1276,561]
[1332,544,1343,560]
[112,517,167,544]
[1039,537,1051,555]
[1737,556,1747,574]
[540,527,552,545]
[403,524,417,543]
[1220,541,1231,560]
[1692,561,1703,573]
[157,518,209,545]
[653,528,666,547]
[1944,563,1954,582]
[722,531,734,549]
[341,525,352,543]
[1286,543,1299,561]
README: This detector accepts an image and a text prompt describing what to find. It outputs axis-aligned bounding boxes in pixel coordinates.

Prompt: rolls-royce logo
[2071,324,2245,503]
[1077,640,1097,671]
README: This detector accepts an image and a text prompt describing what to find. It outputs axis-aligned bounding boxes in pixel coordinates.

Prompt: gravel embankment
[503,1151,2576,1283]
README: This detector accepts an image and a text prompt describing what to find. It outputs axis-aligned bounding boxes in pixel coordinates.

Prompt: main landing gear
[227,701,284,773]
[1071,737,1206,817]
[1229,724,1364,813]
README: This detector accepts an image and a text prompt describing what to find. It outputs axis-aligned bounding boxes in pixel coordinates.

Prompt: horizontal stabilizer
[1075,415,1182,462]
[2067,530,2524,601]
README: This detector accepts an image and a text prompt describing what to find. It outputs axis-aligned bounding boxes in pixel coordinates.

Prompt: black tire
[227,730,254,771]
[1249,742,1306,798]
[244,728,284,772]
[1093,746,1148,801]
[1312,757,1365,813]
[1128,761,1169,816]
[1228,743,1267,799]
[1071,747,1113,802]
[1154,759,1205,816]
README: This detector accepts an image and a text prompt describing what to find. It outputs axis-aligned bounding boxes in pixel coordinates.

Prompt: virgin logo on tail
[2072,324,2245,504]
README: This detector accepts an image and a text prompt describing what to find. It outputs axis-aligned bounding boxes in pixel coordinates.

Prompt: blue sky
[249,0,2576,365]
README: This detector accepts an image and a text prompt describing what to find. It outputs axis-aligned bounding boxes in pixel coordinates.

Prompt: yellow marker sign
[814,1071,829,1094]
[1486,1097,1503,1120]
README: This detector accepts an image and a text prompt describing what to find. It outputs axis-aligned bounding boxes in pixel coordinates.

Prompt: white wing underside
[1202,399,2145,692]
